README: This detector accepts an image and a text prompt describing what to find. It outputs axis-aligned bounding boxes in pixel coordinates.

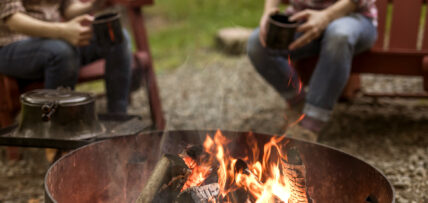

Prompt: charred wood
[136,154,189,203]
[201,169,218,185]
[176,183,220,203]
[185,144,211,164]
[185,145,203,161]
[284,147,312,203]
[219,188,249,203]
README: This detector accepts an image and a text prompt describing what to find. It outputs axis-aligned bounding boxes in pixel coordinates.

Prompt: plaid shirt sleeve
[0,0,26,21]
[352,0,372,9]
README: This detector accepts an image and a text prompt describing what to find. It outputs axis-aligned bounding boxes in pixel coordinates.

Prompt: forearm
[5,12,64,39]
[264,0,281,14]
[63,1,94,20]
[323,0,357,22]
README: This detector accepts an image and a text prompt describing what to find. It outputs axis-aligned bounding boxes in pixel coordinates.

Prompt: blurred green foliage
[144,0,264,72]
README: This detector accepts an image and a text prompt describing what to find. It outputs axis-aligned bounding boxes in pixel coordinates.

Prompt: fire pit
[44,130,394,203]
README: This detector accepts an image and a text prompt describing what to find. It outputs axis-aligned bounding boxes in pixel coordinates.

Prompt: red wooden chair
[282,0,428,99]
[0,0,165,159]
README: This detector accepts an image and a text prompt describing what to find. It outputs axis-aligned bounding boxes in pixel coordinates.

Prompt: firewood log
[136,154,189,203]
[176,183,220,203]
[283,147,312,203]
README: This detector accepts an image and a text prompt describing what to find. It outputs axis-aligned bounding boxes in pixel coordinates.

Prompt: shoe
[283,103,304,130]
[284,124,318,142]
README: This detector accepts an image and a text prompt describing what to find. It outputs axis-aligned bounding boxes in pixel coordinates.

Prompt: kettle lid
[21,89,94,106]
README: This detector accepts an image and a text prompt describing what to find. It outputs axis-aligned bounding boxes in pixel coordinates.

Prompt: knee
[43,40,79,76]
[247,29,264,59]
[44,40,78,64]
[322,26,355,54]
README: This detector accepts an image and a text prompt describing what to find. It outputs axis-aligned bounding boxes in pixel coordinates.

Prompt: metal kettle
[13,89,105,140]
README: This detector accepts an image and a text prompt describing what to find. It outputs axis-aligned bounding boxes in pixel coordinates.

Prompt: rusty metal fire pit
[44,130,395,203]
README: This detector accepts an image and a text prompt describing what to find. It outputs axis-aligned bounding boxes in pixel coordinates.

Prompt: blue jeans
[247,14,377,122]
[0,31,132,113]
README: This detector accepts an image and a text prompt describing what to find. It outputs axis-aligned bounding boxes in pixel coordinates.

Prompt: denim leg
[303,14,377,121]
[80,30,132,113]
[103,30,132,113]
[0,38,79,89]
[247,28,320,99]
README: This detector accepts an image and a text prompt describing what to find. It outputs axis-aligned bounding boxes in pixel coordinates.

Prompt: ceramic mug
[92,11,124,47]
[266,13,299,50]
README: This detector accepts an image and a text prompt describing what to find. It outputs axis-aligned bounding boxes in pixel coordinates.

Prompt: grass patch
[76,79,104,94]
[144,0,264,72]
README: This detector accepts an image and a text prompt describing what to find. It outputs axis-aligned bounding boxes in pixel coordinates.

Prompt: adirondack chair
[0,0,165,129]
[0,0,165,159]
[282,0,428,99]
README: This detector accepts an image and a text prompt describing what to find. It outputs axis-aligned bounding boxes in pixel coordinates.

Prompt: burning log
[136,154,189,203]
[176,183,220,203]
[219,188,249,203]
[181,145,216,191]
[283,147,312,203]
[185,145,204,161]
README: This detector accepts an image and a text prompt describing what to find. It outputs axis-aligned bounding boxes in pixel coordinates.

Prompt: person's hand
[259,8,279,47]
[288,9,331,50]
[59,14,94,46]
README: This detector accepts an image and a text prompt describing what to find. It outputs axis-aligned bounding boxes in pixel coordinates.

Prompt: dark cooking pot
[13,89,105,140]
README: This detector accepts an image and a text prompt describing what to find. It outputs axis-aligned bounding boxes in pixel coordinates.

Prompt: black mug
[266,13,298,50]
[92,11,124,47]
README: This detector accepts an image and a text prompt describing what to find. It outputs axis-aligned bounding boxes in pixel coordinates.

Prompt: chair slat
[389,0,423,50]
[373,0,389,49]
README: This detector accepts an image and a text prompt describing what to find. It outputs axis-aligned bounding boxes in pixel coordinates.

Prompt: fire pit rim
[44,129,395,203]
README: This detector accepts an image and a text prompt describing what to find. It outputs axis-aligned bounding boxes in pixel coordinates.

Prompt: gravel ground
[1,53,427,202]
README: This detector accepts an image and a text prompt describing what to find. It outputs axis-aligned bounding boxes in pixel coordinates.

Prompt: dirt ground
[1,53,427,202]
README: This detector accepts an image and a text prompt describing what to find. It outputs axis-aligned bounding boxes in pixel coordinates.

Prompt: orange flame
[287,54,303,95]
[188,130,293,202]
[181,155,212,191]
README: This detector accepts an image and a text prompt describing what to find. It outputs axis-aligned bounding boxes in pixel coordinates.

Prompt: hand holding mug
[60,14,94,46]
[288,9,331,50]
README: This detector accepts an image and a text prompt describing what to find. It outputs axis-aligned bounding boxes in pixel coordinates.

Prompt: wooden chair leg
[342,74,361,101]
[135,53,165,130]
[0,75,21,161]
[0,111,21,161]
[127,7,165,130]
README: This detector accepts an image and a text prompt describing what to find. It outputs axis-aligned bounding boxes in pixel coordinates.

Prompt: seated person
[247,0,377,141]
[0,0,131,113]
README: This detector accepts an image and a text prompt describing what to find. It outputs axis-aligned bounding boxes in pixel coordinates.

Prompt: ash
[1,54,428,202]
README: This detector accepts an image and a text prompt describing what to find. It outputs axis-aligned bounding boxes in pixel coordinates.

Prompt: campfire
[137,130,311,203]
[44,130,394,203]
